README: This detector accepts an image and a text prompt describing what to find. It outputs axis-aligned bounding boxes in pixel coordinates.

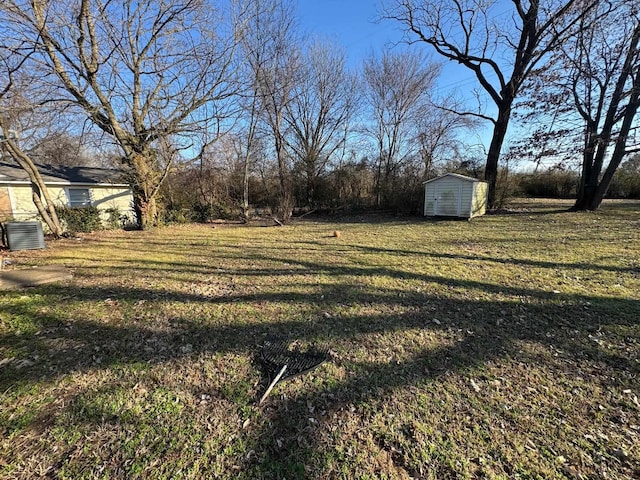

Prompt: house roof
[0,162,128,187]
[422,173,486,185]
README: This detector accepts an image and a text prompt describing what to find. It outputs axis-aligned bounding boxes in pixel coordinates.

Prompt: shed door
[435,183,462,216]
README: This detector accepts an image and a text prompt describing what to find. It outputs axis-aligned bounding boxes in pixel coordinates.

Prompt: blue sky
[296,1,476,80]
[296,1,401,66]
[296,1,493,135]
[296,1,508,160]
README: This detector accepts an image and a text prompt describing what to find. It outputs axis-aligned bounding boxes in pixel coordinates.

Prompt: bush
[162,205,193,224]
[519,171,579,198]
[56,205,103,233]
[192,202,232,223]
[103,207,124,229]
[607,171,640,199]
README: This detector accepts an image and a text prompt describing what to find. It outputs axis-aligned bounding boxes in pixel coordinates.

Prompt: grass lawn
[1,199,639,479]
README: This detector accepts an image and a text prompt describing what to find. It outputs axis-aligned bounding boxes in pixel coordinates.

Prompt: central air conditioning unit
[5,221,46,251]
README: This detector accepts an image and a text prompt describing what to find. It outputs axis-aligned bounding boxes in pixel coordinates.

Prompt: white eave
[422,173,485,185]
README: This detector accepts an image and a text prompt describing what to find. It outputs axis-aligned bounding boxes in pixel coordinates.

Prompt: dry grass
[1,199,639,479]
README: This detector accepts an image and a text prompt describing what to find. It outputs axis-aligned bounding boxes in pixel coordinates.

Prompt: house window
[67,188,92,207]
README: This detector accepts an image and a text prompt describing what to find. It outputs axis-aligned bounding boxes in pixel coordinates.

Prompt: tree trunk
[574,28,640,211]
[30,183,63,237]
[485,101,512,209]
[274,135,293,223]
[242,157,250,222]
[133,193,158,230]
[573,126,599,210]
[374,156,383,208]
[240,96,259,224]
[130,151,161,229]
[305,157,317,208]
[586,87,640,210]
[0,121,63,237]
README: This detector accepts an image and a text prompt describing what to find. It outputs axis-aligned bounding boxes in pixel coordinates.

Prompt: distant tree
[2,0,237,228]
[328,155,376,209]
[416,96,479,179]
[518,167,579,198]
[362,49,440,207]
[385,0,599,209]
[283,40,358,208]
[235,1,265,221]
[239,0,300,223]
[620,154,640,174]
[228,128,266,220]
[608,154,640,199]
[27,133,93,167]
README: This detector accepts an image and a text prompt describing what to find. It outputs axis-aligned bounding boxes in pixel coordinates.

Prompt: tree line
[1,0,638,231]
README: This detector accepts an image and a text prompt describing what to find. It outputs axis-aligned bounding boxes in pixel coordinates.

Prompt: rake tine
[258,364,287,405]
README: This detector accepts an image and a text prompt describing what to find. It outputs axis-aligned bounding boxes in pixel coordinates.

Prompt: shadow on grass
[0,249,638,478]
[339,243,640,274]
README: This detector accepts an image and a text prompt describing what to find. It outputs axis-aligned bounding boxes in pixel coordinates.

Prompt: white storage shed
[423,173,488,219]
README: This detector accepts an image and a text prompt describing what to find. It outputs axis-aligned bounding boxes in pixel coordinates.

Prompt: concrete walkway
[0,266,73,290]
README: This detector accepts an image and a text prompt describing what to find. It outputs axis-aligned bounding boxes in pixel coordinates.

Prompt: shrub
[162,205,193,224]
[607,171,640,199]
[56,205,103,233]
[104,207,124,230]
[519,171,579,198]
[192,202,232,223]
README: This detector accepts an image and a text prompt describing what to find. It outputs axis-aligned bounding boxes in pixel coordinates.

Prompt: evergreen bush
[56,205,103,233]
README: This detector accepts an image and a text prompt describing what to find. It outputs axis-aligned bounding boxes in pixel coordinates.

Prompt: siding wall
[458,181,473,217]
[424,178,469,217]
[0,187,12,221]
[5,185,134,223]
[471,182,488,218]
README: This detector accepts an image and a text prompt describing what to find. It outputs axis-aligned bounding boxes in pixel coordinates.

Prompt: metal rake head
[261,340,329,380]
[258,339,329,404]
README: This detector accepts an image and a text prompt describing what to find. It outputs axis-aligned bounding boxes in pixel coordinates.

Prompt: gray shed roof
[422,173,485,185]
[0,162,128,186]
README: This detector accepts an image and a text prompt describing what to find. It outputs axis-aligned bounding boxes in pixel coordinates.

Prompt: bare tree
[232,82,261,222]
[0,39,63,236]
[362,49,440,207]
[2,0,237,228]
[234,0,270,221]
[238,0,300,223]
[26,132,93,167]
[283,40,358,208]
[385,0,599,208]
[416,96,479,179]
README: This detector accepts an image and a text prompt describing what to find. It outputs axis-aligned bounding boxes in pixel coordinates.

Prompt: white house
[0,162,134,226]
[423,173,488,219]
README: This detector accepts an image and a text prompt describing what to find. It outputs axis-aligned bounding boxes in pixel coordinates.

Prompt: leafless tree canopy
[236,0,301,222]
[514,0,640,210]
[1,0,238,227]
[8,0,633,224]
[363,49,440,206]
[384,0,600,208]
[0,31,65,236]
[284,40,358,207]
